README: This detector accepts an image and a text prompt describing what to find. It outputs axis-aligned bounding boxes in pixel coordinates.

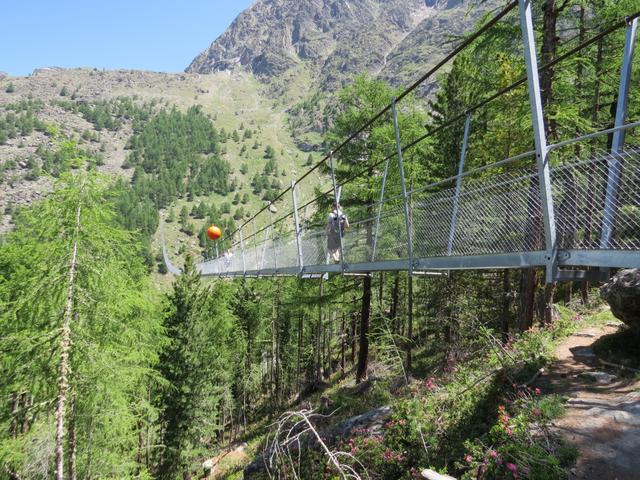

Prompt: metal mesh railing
[552,145,640,251]
[192,144,640,276]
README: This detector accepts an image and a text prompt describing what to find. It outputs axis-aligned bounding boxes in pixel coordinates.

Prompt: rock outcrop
[601,269,640,331]
[186,0,496,92]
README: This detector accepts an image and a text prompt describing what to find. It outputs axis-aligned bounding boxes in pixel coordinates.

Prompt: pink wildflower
[465,454,473,463]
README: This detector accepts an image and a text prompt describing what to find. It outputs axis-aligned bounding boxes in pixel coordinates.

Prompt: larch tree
[0,172,162,479]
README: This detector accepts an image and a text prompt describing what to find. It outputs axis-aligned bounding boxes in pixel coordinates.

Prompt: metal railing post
[600,17,638,249]
[259,229,269,273]
[240,229,246,276]
[252,218,259,275]
[291,180,304,275]
[519,0,557,283]
[269,209,277,273]
[329,153,346,273]
[447,112,472,256]
[371,159,390,262]
[391,99,414,275]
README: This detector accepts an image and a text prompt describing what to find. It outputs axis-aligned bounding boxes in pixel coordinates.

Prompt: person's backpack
[330,212,346,237]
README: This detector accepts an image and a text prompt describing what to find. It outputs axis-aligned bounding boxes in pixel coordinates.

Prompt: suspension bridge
[164,0,640,282]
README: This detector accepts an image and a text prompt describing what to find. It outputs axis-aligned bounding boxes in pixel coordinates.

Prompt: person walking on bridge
[326,202,349,263]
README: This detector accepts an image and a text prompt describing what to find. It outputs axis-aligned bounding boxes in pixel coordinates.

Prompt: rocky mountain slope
[0,69,311,237]
[187,0,497,94]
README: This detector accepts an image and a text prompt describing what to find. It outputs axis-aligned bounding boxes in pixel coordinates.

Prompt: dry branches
[263,408,368,480]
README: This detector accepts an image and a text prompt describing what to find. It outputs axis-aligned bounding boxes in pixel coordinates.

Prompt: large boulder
[601,269,640,331]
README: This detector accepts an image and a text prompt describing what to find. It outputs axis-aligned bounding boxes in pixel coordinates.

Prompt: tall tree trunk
[406,275,413,371]
[350,309,357,365]
[340,312,346,373]
[390,275,400,332]
[68,397,77,480]
[8,394,20,480]
[296,311,302,393]
[322,311,328,378]
[538,0,565,323]
[316,280,323,382]
[564,282,573,305]
[543,283,557,325]
[55,201,81,480]
[356,275,372,384]
[501,270,511,340]
[21,394,31,434]
[443,273,458,365]
[540,0,561,140]
[9,393,19,438]
[274,283,281,405]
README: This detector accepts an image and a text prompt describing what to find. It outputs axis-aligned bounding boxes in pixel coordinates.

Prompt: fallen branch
[518,368,544,388]
[598,358,640,373]
[262,408,368,480]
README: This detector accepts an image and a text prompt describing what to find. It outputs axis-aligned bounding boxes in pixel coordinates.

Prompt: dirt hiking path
[543,323,640,480]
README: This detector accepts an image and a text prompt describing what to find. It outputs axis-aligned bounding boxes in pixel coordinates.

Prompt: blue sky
[1,0,254,76]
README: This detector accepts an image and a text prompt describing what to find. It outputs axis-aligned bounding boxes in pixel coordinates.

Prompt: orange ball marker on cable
[206,225,222,241]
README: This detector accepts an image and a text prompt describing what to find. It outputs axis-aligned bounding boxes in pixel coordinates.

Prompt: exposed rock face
[601,269,640,331]
[188,0,430,77]
[187,0,494,92]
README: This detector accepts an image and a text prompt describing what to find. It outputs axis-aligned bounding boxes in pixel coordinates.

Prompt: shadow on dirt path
[541,324,640,480]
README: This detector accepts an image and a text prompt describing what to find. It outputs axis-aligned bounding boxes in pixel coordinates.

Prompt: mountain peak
[186,0,462,78]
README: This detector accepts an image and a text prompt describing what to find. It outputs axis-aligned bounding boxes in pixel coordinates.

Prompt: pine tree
[264,145,275,159]
[156,257,239,478]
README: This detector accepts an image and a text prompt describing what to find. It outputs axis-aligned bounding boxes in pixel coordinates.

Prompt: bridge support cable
[291,180,304,275]
[447,112,472,257]
[519,0,558,283]
[160,216,182,276]
[371,159,390,263]
[392,99,414,275]
[601,17,638,249]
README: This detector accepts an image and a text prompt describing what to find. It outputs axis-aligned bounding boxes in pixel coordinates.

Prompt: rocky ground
[544,322,640,480]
